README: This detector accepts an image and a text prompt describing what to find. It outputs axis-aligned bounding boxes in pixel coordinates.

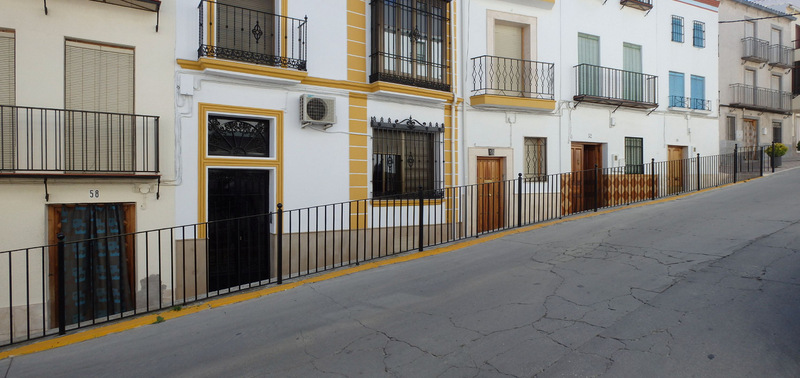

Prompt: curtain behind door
[60,204,132,325]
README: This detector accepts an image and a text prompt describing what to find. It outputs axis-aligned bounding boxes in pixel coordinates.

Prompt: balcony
[197,0,307,71]
[668,96,711,111]
[0,105,159,175]
[729,84,792,114]
[769,44,793,69]
[741,37,769,63]
[470,55,555,111]
[620,0,653,11]
[573,64,658,109]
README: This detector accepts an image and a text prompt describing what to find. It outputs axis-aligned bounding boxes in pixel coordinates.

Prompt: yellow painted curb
[0,177,758,360]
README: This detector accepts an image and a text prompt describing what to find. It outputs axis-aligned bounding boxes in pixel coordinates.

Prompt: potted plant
[766,142,788,168]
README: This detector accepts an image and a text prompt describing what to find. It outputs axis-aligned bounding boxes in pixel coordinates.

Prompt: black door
[208,168,270,292]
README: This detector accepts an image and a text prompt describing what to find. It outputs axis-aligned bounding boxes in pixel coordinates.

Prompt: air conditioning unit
[300,94,336,128]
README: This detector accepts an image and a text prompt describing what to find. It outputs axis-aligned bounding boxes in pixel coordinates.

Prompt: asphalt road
[3,169,800,377]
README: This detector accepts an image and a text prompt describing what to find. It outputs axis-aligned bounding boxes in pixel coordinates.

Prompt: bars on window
[524,137,547,182]
[693,21,705,48]
[370,0,449,91]
[671,16,684,43]
[625,137,644,174]
[372,127,443,198]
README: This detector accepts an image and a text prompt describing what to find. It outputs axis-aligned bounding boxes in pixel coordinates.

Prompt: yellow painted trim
[0,178,757,361]
[197,103,284,229]
[470,95,557,110]
[368,81,453,101]
[174,62,455,103]
[177,58,308,81]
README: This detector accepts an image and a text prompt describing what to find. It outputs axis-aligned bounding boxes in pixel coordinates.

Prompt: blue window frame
[672,16,684,43]
[669,72,685,107]
[690,75,705,110]
[693,21,705,48]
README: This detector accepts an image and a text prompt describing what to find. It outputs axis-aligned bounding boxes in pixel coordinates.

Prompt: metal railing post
[418,187,424,252]
[517,173,523,227]
[733,144,738,182]
[696,153,701,192]
[276,204,283,285]
[57,233,66,335]
[651,158,655,201]
[771,141,776,173]
[594,164,599,212]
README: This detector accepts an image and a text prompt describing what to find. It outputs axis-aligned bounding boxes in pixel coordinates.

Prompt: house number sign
[89,189,100,198]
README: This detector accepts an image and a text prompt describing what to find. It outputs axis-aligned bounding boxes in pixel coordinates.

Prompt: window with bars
[671,16,684,43]
[625,137,644,174]
[207,116,270,157]
[693,21,705,48]
[370,0,450,91]
[726,116,736,141]
[524,137,547,182]
[372,125,443,198]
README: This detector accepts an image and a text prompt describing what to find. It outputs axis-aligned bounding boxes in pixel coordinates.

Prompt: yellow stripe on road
[0,177,759,360]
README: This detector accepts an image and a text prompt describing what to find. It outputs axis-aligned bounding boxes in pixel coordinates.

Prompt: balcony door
[578,33,600,96]
[0,30,14,170]
[216,0,275,59]
[744,68,756,105]
[623,43,643,102]
[493,23,525,96]
[65,40,134,172]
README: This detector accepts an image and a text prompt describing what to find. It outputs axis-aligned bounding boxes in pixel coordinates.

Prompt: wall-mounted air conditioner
[300,94,336,128]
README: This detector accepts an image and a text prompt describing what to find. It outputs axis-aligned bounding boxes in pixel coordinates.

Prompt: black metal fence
[668,96,711,111]
[198,0,307,71]
[0,147,773,346]
[0,105,159,173]
[471,55,555,99]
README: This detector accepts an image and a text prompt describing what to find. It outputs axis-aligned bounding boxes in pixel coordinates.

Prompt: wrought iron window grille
[207,116,270,157]
[371,116,444,199]
[369,0,451,91]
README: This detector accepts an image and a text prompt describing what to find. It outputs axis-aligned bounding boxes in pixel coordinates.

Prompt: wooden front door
[743,119,758,160]
[568,143,602,212]
[477,157,505,233]
[667,146,686,195]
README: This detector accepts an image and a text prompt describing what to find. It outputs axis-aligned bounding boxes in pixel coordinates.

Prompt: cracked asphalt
[3,169,800,377]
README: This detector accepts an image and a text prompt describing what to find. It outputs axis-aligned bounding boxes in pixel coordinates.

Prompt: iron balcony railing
[768,44,793,68]
[0,146,772,346]
[668,96,711,111]
[742,37,769,63]
[620,0,653,11]
[470,55,555,99]
[0,105,159,174]
[198,0,307,71]
[574,64,658,108]
[730,84,792,113]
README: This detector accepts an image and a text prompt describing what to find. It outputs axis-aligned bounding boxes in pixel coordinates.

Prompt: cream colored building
[0,0,175,343]
[719,0,795,156]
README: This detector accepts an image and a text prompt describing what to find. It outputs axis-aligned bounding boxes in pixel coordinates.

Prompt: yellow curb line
[0,177,758,360]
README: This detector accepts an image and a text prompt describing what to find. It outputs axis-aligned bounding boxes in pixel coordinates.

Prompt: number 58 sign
[89,189,100,198]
